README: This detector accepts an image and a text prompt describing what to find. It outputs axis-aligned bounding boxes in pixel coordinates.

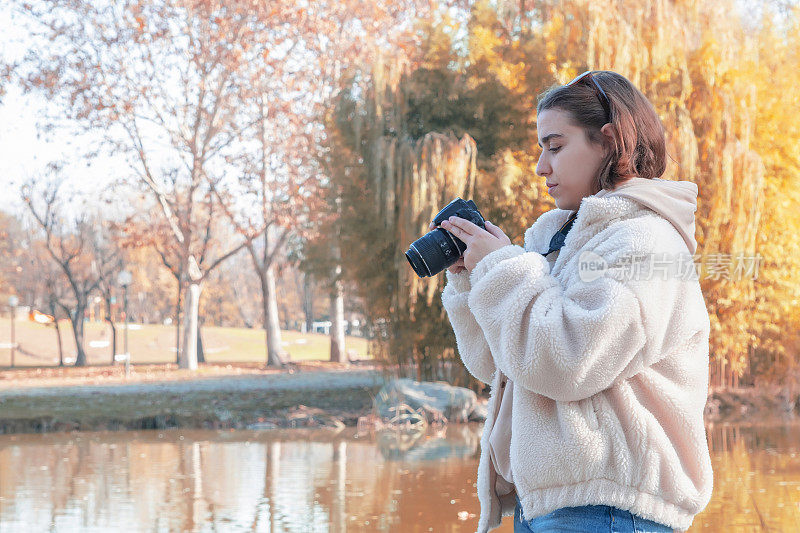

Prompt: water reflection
[0,421,798,531]
[693,420,800,531]
[0,425,484,532]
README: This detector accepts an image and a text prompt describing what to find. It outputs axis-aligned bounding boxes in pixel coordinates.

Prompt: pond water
[0,421,798,532]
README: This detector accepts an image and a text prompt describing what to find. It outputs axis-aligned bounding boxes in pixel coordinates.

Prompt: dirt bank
[704,385,800,423]
[0,361,387,434]
[0,362,796,434]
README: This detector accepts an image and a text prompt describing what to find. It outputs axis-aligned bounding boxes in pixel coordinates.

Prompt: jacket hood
[595,177,699,254]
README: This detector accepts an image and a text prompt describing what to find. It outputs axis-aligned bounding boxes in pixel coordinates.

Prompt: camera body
[405,198,487,278]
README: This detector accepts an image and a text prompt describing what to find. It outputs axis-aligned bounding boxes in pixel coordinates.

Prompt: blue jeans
[514,493,673,532]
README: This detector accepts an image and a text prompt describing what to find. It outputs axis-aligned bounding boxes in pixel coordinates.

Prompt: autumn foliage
[2,0,798,389]
[322,0,800,389]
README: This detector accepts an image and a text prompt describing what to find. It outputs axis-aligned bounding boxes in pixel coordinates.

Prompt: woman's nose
[536,155,550,176]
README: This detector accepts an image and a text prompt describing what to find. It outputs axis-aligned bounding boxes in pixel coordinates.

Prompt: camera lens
[405,246,432,277]
[405,227,463,277]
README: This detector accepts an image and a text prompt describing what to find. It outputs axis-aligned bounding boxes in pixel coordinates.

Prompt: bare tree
[15,1,268,369]
[2,212,68,365]
[21,176,120,366]
[93,224,125,364]
[121,193,248,367]
[13,0,468,368]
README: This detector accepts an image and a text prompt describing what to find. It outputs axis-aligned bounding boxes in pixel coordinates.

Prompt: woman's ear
[600,123,616,157]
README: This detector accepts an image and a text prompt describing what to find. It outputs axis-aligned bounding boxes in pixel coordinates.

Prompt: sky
[0,0,383,220]
[0,4,119,218]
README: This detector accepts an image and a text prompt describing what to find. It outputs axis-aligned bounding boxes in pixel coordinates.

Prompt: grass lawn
[0,317,372,367]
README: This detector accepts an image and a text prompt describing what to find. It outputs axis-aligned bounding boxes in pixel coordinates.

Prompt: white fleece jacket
[442,178,713,532]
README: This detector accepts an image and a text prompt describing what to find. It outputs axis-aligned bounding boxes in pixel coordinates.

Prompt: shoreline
[0,383,385,434]
[0,363,797,434]
[0,362,388,435]
[703,384,799,423]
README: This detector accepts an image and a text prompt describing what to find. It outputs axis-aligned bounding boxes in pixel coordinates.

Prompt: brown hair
[536,70,666,193]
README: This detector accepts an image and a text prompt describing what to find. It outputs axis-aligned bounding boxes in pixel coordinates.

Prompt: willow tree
[326,0,799,390]
[745,5,800,387]
[480,0,800,388]
[321,11,534,385]
[328,67,480,383]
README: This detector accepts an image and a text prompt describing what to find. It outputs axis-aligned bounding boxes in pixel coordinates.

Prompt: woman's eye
[549,146,561,153]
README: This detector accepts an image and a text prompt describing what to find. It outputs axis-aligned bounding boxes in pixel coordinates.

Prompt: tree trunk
[48,299,64,366]
[104,295,117,365]
[175,278,183,364]
[106,316,118,365]
[197,323,206,364]
[302,272,314,333]
[329,267,346,363]
[262,263,285,368]
[70,303,88,366]
[179,282,201,370]
[55,322,64,367]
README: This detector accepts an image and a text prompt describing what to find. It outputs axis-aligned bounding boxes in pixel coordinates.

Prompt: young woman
[437,71,713,532]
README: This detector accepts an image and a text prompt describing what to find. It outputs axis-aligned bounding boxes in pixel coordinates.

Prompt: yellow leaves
[495,61,526,92]
[468,26,502,65]
[546,12,565,36]
[508,0,800,387]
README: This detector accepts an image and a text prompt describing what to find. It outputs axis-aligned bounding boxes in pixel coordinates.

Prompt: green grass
[0,318,372,367]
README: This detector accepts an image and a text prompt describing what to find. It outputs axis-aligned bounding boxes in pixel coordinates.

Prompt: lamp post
[8,295,18,367]
[117,270,133,378]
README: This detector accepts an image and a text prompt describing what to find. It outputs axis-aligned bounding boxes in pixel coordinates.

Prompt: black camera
[405,198,486,277]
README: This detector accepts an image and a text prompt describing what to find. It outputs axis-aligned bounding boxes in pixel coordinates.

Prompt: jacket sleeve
[441,269,496,385]
[466,228,704,402]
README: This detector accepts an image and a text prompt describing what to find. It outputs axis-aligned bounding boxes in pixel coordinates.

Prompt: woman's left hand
[440,216,513,272]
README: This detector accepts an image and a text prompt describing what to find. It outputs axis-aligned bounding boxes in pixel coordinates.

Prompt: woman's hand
[431,217,512,273]
[429,221,467,274]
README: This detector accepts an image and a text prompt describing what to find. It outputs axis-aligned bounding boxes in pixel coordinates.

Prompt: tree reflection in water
[0,421,797,531]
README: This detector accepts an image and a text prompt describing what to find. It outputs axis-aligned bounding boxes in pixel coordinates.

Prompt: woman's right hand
[429,221,467,274]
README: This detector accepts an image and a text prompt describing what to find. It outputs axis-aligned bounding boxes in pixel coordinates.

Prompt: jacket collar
[524,194,645,255]
[575,192,647,229]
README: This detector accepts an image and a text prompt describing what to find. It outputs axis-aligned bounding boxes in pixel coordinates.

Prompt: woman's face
[535,108,610,212]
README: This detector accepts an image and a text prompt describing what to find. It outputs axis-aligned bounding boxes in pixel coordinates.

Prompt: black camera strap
[541,211,578,257]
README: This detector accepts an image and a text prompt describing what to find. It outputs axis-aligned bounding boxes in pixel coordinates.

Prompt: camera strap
[541,211,578,257]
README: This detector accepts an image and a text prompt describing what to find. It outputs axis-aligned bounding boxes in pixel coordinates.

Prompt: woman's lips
[548,185,558,194]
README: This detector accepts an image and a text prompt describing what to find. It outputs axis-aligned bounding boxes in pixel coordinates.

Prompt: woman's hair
[536,71,666,193]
